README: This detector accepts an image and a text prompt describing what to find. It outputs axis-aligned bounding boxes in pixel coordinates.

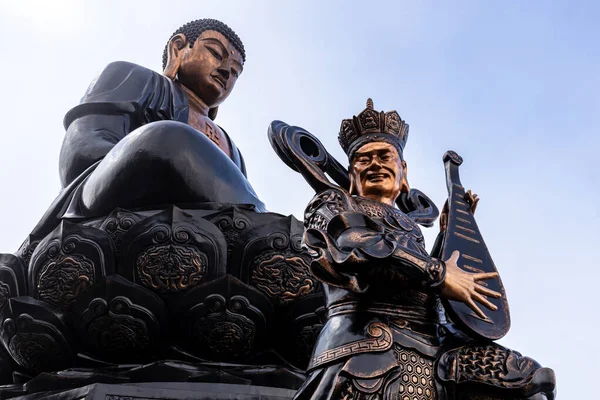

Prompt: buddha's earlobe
[163,33,187,80]
[208,107,218,121]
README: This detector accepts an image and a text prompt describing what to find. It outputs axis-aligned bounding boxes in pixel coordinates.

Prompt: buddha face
[170,30,244,108]
[349,142,407,205]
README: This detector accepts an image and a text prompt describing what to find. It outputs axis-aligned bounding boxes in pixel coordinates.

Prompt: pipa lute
[440,151,510,340]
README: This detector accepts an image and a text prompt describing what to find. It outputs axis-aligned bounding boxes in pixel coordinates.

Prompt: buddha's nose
[217,67,230,80]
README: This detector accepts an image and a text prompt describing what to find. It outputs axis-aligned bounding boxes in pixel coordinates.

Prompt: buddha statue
[32,18,264,238]
[0,19,322,399]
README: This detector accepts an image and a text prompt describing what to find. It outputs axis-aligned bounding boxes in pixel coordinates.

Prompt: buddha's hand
[440,251,501,319]
[439,190,480,232]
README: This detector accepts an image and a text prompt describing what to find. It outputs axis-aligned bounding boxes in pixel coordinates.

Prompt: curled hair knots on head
[162,18,246,70]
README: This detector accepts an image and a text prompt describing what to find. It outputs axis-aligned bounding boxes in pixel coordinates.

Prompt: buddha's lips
[212,75,227,89]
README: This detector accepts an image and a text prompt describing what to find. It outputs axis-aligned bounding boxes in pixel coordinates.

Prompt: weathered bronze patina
[269,99,556,400]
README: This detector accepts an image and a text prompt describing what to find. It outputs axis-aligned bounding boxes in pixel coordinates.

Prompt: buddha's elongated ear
[163,33,187,80]
[400,160,410,193]
[208,106,218,120]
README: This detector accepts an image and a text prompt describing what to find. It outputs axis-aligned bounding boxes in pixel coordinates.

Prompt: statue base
[0,203,325,399]
[8,382,296,399]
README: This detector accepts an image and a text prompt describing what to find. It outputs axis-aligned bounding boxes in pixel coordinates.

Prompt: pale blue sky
[0,1,598,397]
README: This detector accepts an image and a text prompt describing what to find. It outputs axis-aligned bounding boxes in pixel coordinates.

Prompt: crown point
[339,100,409,158]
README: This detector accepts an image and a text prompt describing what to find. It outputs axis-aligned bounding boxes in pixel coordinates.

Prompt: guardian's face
[177,30,243,108]
[349,142,405,204]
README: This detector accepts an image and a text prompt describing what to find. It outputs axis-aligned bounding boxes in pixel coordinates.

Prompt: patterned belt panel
[327,301,437,324]
[308,322,393,370]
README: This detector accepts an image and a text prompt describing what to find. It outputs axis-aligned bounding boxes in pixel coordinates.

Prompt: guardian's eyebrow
[355,149,392,157]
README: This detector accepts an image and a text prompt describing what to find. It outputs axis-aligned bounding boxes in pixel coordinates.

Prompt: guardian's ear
[163,33,188,80]
[400,160,410,193]
[348,165,358,195]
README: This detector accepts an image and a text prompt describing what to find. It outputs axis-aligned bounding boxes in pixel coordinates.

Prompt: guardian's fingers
[467,298,487,320]
[475,284,502,299]
[474,272,498,281]
[449,250,460,264]
[472,292,498,311]
[471,197,479,212]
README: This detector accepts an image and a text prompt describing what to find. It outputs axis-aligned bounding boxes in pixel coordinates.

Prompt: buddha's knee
[84,121,210,190]
[123,120,209,161]
[85,119,237,196]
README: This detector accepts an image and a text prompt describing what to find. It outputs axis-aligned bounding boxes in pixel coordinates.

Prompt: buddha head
[162,19,246,119]
[338,99,410,206]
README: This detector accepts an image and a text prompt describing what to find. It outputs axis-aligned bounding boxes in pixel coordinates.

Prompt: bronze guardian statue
[269,99,556,400]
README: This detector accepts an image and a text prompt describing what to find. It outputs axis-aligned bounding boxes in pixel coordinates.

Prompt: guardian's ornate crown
[338,98,409,160]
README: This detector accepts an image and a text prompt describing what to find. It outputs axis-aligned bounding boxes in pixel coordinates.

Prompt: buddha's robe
[32,61,264,237]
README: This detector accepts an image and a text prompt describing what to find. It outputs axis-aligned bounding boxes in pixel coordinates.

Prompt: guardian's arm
[303,188,446,293]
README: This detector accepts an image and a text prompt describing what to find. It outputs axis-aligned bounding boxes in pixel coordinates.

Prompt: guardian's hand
[440,199,449,233]
[465,190,479,213]
[440,250,501,319]
[439,190,480,232]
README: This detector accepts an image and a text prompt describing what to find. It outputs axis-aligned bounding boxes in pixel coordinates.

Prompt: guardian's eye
[231,68,239,78]
[356,156,370,164]
[206,46,223,61]
[380,154,391,162]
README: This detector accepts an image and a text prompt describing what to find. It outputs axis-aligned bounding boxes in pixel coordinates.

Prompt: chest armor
[354,196,427,257]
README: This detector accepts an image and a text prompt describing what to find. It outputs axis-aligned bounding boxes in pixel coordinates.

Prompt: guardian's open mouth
[367,173,389,181]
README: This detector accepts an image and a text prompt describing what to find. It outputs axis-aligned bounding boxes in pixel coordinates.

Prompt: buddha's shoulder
[96,61,160,79]
[82,61,170,102]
